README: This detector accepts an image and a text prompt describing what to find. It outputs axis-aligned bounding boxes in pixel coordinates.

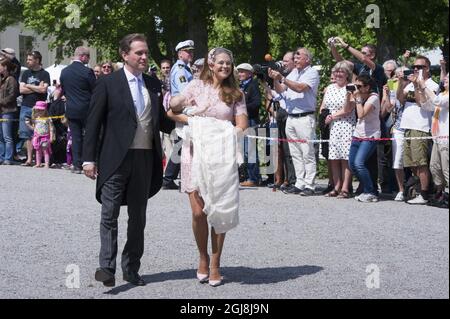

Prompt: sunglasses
[356,84,364,89]
[102,65,112,69]
[413,65,426,70]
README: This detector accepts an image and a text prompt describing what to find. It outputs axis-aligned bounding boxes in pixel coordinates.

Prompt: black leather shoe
[123,271,146,286]
[95,268,115,287]
[282,185,303,194]
[267,183,281,189]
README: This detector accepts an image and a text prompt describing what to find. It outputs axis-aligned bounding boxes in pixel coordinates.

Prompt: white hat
[193,58,204,66]
[1,48,15,56]
[236,63,254,73]
[175,40,195,52]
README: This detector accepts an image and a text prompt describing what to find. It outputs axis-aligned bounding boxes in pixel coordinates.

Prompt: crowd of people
[1,33,448,287]
[0,38,448,206]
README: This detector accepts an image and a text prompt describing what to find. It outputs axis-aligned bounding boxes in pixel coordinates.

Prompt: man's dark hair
[27,50,42,64]
[415,55,431,67]
[119,33,147,56]
[363,44,377,58]
[160,59,171,66]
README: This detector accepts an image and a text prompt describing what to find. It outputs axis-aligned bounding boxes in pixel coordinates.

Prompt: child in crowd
[26,101,55,168]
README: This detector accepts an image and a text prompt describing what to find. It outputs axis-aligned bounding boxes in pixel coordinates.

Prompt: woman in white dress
[168,48,248,287]
[320,61,356,198]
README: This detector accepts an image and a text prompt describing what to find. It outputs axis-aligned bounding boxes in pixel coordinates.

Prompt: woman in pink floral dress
[169,47,248,286]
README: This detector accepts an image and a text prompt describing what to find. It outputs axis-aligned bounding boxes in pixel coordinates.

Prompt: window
[19,35,34,64]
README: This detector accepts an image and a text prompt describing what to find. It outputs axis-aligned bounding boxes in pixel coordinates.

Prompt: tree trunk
[376,27,397,63]
[186,0,209,61]
[146,17,163,64]
[441,35,449,65]
[249,0,269,64]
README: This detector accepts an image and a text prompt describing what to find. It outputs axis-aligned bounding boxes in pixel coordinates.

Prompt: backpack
[404,176,421,202]
[427,192,449,209]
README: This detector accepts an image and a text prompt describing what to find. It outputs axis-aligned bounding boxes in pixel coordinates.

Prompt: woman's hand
[382,85,390,99]
[170,95,195,113]
[325,114,333,125]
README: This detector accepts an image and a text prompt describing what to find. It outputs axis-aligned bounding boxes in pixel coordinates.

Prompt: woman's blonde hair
[199,47,243,106]
[332,61,353,83]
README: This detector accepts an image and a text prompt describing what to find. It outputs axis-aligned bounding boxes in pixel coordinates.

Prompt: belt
[288,111,315,118]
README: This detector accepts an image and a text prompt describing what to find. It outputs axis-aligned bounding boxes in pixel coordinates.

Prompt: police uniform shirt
[170,59,193,96]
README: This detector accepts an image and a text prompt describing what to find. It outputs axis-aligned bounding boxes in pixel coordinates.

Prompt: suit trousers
[68,118,86,169]
[99,149,154,274]
[163,137,181,183]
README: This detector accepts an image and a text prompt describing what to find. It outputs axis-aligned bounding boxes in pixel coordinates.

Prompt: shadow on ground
[104,265,323,295]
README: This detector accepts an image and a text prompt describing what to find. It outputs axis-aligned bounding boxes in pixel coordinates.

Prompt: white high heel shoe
[208,276,224,287]
[196,272,209,283]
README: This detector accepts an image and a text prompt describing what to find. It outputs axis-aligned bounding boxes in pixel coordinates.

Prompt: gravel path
[0,165,448,299]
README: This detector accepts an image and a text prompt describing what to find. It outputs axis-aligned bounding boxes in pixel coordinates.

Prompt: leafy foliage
[1,0,447,70]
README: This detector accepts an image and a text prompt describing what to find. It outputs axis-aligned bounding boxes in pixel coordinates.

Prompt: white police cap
[193,58,205,66]
[176,40,195,52]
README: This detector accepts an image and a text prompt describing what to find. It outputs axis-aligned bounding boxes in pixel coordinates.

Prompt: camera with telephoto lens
[253,61,284,87]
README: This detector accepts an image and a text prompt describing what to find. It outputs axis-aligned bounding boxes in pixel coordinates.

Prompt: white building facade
[0,23,98,68]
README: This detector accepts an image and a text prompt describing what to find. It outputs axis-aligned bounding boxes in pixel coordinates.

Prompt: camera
[253,61,284,87]
[403,69,413,80]
[346,84,357,92]
[327,37,339,46]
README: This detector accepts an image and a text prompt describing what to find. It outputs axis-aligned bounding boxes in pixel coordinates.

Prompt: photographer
[329,38,387,196]
[268,47,320,196]
[261,51,297,190]
[329,37,387,95]
[397,55,439,205]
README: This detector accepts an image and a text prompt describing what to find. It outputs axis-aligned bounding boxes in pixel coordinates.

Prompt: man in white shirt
[398,55,439,204]
[268,47,320,196]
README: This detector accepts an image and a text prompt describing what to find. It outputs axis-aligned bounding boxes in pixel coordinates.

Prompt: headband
[207,47,234,65]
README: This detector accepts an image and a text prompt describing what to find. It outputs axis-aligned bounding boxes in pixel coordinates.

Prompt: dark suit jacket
[60,61,96,120]
[83,69,174,204]
[242,78,261,123]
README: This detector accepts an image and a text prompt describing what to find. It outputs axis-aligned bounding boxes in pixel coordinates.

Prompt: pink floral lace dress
[179,79,247,193]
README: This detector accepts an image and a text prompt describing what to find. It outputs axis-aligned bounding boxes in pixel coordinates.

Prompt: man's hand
[83,164,98,180]
[333,37,347,48]
[268,68,282,81]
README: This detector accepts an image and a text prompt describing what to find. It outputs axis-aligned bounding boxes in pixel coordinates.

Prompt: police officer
[162,40,195,189]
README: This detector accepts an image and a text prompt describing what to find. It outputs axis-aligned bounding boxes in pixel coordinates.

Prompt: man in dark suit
[237,63,262,187]
[60,47,96,173]
[83,34,174,287]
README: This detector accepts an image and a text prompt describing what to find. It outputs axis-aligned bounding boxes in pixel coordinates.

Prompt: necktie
[134,77,145,116]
